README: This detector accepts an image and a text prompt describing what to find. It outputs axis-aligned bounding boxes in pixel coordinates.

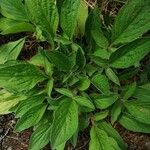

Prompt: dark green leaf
[60,0,81,39]
[91,74,110,95]
[111,0,150,45]
[25,0,59,36]
[110,38,150,68]
[45,51,74,72]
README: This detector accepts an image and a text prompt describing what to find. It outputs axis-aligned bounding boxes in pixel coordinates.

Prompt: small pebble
[145,142,150,150]
[7,147,12,150]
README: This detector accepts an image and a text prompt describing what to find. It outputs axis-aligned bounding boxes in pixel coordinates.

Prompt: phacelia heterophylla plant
[0,0,150,149]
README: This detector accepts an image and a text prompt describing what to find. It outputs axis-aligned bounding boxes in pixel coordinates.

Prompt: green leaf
[105,68,120,85]
[0,0,28,21]
[85,64,97,77]
[122,82,136,100]
[110,38,150,68]
[45,51,74,72]
[73,96,95,109]
[0,18,34,35]
[0,89,26,114]
[71,129,78,148]
[89,126,113,150]
[92,47,111,60]
[125,100,150,124]
[15,104,47,132]
[50,99,78,149]
[111,0,150,45]
[119,113,150,133]
[29,49,53,75]
[46,79,54,96]
[90,5,108,49]
[0,62,46,92]
[133,87,150,101]
[77,77,90,91]
[94,94,118,109]
[94,110,109,121]
[75,0,88,36]
[111,101,123,124]
[76,47,86,69]
[55,88,74,98]
[29,123,51,150]
[15,94,46,117]
[98,121,127,150]
[25,0,59,36]
[60,0,81,39]
[91,74,110,95]
[109,137,122,150]
[0,38,25,64]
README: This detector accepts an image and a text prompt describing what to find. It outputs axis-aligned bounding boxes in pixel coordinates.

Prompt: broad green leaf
[56,143,66,150]
[73,96,95,109]
[0,38,25,64]
[29,123,51,150]
[77,77,90,91]
[125,101,150,124]
[119,113,150,133]
[29,49,53,75]
[15,94,46,117]
[50,99,78,149]
[15,104,47,132]
[122,82,136,100]
[110,38,150,68]
[60,0,81,39]
[75,0,88,36]
[0,0,28,21]
[133,87,150,101]
[89,126,113,150]
[94,110,109,121]
[92,47,111,60]
[0,18,34,35]
[55,88,74,98]
[91,56,108,68]
[98,121,127,149]
[45,51,74,72]
[90,5,108,49]
[105,68,120,85]
[0,89,26,114]
[111,101,123,124]
[94,94,118,109]
[0,62,46,92]
[111,0,150,45]
[91,74,110,95]
[109,137,121,150]
[25,0,59,36]
[85,64,97,77]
